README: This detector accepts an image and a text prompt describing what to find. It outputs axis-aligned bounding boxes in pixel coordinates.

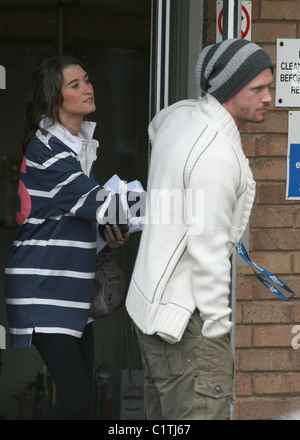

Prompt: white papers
[104,174,145,232]
[104,174,144,194]
[103,174,127,193]
[97,174,145,252]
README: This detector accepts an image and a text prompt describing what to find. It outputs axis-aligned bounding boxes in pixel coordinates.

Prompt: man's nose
[263,88,272,103]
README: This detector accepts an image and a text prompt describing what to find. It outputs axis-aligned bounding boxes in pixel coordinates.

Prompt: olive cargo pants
[134,311,234,420]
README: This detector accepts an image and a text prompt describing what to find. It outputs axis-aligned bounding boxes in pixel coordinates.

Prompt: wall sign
[276,38,300,107]
[216,1,252,43]
[286,111,300,200]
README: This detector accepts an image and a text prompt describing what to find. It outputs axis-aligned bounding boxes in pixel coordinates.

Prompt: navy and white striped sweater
[5,123,126,348]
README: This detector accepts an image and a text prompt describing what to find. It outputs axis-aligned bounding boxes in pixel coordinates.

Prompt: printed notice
[276,38,300,107]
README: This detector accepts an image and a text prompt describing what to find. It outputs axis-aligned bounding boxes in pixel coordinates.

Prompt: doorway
[0,0,151,420]
[0,0,204,420]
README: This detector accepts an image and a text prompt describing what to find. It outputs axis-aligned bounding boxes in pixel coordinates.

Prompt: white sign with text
[276,38,300,107]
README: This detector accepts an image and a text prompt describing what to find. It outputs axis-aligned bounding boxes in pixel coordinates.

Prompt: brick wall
[204,0,300,420]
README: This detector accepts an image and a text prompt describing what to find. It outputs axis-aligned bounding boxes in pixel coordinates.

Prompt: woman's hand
[104,224,129,249]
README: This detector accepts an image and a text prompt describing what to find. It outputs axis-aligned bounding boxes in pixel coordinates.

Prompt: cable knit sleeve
[186,134,241,338]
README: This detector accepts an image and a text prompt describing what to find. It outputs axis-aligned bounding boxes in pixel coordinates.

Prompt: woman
[5,56,132,419]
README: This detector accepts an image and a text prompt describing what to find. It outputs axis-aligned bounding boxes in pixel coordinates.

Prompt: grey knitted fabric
[195,39,274,103]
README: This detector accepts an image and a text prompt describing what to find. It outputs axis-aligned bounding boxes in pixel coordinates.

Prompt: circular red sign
[218,5,250,39]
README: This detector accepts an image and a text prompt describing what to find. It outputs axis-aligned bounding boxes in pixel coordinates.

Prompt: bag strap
[235,241,296,301]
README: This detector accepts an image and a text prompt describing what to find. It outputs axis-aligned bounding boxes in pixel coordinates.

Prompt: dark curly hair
[22,55,87,152]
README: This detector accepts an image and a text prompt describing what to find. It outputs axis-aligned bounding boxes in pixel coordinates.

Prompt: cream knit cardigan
[126,94,256,343]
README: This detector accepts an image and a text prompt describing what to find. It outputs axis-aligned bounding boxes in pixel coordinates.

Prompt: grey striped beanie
[195,39,274,103]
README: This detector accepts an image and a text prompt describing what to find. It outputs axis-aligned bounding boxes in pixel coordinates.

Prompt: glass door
[150,0,204,119]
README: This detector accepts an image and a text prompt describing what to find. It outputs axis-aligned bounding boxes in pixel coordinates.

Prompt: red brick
[251,0,260,20]
[253,325,295,347]
[235,325,252,348]
[292,253,300,274]
[291,350,300,371]
[235,397,290,420]
[290,397,300,417]
[241,302,292,324]
[236,276,254,300]
[262,1,300,20]
[250,157,286,180]
[252,22,297,42]
[253,372,300,394]
[293,302,300,322]
[255,134,287,157]
[251,207,294,228]
[237,349,290,371]
[253,230,300,251]
[256,183,287,204]
[295,210,300,228]
[234,374,252,396]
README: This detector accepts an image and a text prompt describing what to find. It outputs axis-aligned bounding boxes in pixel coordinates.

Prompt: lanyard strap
[235,241,296,301]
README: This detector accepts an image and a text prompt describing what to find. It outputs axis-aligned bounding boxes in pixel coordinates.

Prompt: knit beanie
[195,38,274,103]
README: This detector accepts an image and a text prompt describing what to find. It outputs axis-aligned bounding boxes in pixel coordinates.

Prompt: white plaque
[276,38,300,108]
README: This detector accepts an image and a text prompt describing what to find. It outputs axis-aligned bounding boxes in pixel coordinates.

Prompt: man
[126,39,273,420]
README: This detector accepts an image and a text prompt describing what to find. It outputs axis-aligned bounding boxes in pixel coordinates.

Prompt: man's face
[223,68,273,130]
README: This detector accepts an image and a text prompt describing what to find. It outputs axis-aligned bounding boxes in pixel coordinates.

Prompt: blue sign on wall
[287,112,300,200]
[287,143,300,199]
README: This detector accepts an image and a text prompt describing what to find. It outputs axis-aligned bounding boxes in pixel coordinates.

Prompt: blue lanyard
[235,241,296,301]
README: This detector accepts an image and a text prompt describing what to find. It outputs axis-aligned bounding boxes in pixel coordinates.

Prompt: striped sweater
[5,120,126,348]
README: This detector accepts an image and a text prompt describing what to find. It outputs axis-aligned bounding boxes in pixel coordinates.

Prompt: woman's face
[59,64,96,123]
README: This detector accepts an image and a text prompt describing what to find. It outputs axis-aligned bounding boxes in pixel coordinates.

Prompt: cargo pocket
[194,371,233,419]
[194,371,233,399]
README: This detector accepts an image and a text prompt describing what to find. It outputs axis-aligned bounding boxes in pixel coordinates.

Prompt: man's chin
[252,114,268,124]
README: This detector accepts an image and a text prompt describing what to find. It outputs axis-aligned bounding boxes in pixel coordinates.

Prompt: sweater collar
[39,117,97,154]
[199,94,241,145]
